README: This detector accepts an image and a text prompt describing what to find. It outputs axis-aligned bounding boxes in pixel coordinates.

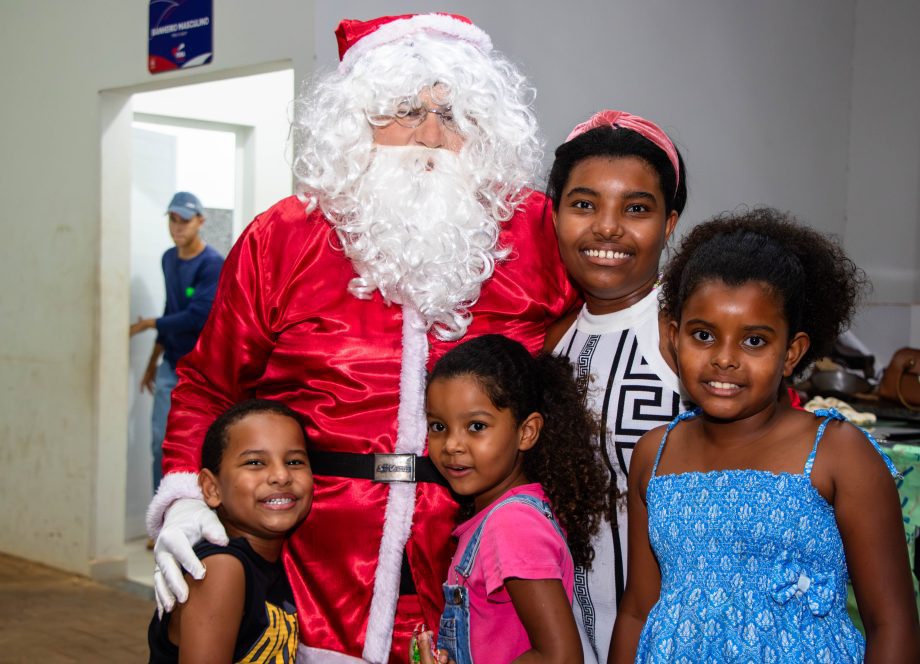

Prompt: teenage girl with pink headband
[544,110,688,664]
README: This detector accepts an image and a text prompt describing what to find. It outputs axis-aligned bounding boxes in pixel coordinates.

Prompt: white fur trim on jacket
[361,306,429,663]
[340,14,492,72]
[145,471,202,538]
[297,644,368,663]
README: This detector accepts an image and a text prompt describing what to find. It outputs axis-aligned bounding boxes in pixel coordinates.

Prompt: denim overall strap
[437,494,564,664]
[650,408,700,478]
[454,493,564,579]
[808,408,902,479]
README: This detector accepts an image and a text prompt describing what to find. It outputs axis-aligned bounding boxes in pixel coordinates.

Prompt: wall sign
[148,0,213,74]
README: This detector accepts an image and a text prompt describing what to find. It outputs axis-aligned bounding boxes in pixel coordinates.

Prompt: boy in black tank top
[148,399,313,663]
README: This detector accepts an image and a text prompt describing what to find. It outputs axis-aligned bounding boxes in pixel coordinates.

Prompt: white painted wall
[0,0,313,577]
[126,126,177,540]
[1,0,917,577]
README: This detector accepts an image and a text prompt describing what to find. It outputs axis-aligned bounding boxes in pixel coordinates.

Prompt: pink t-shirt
[447,484,574,663]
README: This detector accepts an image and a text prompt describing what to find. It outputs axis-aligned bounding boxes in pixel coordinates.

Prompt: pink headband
[565,110,680,189]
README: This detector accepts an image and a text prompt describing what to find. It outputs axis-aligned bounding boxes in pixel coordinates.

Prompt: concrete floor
[0,540,155,662]
[125,536,157,588]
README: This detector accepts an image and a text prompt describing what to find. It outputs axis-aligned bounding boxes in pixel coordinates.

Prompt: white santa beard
[328,146,504,340]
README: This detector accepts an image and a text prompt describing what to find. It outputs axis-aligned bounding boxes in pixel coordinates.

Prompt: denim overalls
[436,493,567,664]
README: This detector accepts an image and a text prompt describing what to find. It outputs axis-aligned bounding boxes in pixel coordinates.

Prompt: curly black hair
[202,398,305,474]
[660,208,869,378]
[428,334,608,569]
[547,124,688,217]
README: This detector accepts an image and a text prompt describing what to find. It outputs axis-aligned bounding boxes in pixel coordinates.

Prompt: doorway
[126,116,241,543]
[99,67,295,584]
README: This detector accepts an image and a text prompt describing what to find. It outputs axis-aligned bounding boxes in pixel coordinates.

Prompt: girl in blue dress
[611,209,920,663]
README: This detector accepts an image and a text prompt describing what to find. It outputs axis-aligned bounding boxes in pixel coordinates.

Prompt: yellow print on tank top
[238,601,299,663]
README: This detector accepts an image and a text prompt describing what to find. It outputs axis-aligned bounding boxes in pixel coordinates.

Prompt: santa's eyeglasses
[371,105,460,133]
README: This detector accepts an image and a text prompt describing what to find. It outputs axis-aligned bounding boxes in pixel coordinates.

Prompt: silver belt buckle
[373,453,416,482]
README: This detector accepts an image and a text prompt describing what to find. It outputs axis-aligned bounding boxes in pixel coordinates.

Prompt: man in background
[130,191,223,514]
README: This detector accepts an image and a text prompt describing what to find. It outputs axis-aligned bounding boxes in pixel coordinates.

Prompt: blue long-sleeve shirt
[155,245,224,368]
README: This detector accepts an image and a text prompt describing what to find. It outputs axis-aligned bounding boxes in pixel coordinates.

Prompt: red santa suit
[159,191,575,661]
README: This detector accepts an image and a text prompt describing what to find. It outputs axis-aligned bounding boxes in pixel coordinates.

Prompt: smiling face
[200,412,314,559]
[426,374,542,514]
[553,156,678,315]
[670,280,809,423]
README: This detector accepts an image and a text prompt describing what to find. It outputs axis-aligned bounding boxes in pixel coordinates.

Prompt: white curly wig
[292,30,541,217]
[289,31,542,340]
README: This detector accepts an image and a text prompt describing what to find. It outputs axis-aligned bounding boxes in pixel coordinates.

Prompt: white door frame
[95,61,288,580]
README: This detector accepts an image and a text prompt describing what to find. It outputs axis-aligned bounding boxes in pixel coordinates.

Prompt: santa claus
[146,13,575,663]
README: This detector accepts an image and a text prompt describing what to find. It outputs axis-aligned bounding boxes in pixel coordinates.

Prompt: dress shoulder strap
[650,408,700,478]
[805,408,901,479]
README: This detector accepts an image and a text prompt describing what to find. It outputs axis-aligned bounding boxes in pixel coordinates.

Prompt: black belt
[308,450,449,488]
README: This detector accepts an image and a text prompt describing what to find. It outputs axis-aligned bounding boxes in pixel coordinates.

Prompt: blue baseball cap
[167,192,204,220]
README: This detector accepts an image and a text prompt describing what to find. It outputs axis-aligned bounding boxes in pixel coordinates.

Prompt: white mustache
[330,145,505,340]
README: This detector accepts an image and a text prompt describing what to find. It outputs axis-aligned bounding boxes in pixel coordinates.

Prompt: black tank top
[147,537,299,663]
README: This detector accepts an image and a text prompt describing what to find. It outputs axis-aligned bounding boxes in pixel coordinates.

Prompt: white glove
[152,497,228,616]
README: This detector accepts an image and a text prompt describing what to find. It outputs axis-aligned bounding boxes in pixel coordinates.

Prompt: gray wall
[318,1,854,234]
[844,1,920,369]
[316,0,920,365]
[1,0,917,575]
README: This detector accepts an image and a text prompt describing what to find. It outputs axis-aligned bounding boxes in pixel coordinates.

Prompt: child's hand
[415,630,452,664]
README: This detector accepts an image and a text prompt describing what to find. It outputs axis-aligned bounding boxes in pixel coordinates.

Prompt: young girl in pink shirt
[417,333,607,664]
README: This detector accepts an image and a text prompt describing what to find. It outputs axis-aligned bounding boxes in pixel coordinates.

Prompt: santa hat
[335,13,493,72]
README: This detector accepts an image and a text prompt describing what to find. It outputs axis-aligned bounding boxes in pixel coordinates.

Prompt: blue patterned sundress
[636,408,899,663]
